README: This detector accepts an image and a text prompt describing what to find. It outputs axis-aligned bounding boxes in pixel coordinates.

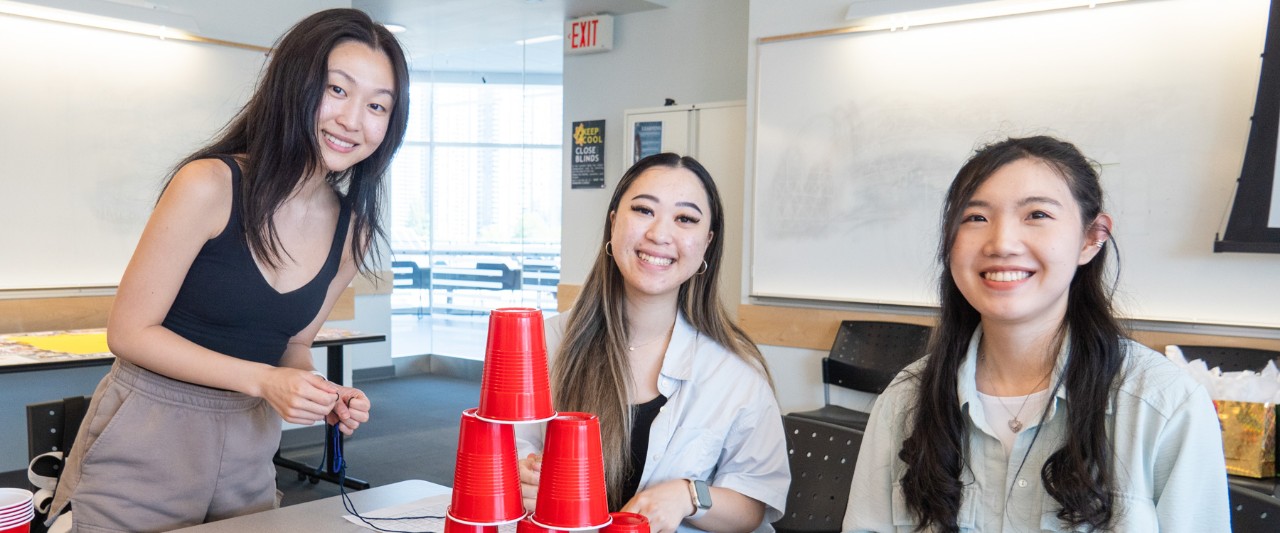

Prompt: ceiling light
[516,34,561,45]
[845,0,1134,32]
[0,0,196,38]
[0,0,266,51]
[383,23,406,33]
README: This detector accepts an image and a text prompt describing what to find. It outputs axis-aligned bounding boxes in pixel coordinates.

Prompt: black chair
[26,397,91,533]
[773,415,863,533]
[390,260,430,290]
[1230,480,1280,532]
[1175,345,1280,373]
[27,396,89,463]
[789,321,931,431]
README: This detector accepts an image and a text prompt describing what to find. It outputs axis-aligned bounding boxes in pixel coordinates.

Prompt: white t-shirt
[976,387,1053,457]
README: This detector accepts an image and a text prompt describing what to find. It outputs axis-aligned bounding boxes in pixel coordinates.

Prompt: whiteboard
[751,0,1280,328]
[0,15,263,290]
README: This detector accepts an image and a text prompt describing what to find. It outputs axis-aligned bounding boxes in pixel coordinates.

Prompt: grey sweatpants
[48,359,281,532]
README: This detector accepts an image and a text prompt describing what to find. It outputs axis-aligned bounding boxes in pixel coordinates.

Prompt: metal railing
[390,247,560,316]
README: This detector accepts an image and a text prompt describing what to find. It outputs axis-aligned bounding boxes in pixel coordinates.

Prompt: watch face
[694,479,712,508]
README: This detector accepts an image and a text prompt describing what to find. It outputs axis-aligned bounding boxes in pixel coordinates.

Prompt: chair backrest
[773,415,863,533]
[1230,482,1280,532]
[1176,345,1280,373]
[27,397,89,461]
[390,260,430,290]
[824,321,931,394]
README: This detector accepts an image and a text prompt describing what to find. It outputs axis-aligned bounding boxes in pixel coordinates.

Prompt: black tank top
[161,156,351,366]
[620,394,669,507]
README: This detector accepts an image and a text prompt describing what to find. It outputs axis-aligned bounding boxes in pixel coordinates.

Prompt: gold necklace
[627,323,674,351]
[981,353,1052,433]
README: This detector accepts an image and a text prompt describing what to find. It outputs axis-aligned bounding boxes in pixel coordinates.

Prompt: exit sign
[565,14,613,55]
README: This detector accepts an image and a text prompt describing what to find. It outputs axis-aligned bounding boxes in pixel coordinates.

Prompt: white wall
[0,0,348,290]
[560,0,750,284]
[559,0,859,413]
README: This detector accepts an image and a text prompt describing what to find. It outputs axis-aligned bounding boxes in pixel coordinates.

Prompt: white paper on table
[0,355,32,366]
[342,493,519,533]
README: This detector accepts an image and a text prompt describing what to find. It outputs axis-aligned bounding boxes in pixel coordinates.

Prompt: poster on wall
[634,121,662,163]
[571,120,605,189]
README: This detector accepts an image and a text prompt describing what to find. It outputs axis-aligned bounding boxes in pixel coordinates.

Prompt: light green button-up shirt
[843,326,1229,532]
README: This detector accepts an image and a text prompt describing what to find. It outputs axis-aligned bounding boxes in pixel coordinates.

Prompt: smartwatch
[686,478,712,519]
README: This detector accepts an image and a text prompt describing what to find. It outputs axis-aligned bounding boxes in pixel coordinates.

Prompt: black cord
[323,423,446,532]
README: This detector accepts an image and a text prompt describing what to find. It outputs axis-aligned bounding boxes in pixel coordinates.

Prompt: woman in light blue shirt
[843,136,1228,532]
[518,153,789,533]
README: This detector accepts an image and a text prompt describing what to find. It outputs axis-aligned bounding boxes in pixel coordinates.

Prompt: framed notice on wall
[633,121,662,163]
[571,120,605,189]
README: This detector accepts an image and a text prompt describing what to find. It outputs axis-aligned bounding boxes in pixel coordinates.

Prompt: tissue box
[1214,400,1278,478]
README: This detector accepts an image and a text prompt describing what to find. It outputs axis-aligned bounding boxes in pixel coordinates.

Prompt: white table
[170,480,449,532]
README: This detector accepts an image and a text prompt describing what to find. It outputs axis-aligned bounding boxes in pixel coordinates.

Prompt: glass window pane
[389,144,430,251]
[390,79,563,360]
[404,82,432,143]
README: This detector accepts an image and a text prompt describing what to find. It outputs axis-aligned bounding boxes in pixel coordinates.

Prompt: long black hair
[167,8,409,274]
[899,136,1124,531]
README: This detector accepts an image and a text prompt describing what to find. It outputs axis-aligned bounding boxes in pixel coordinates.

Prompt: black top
[161,156,350,366]
[620,394,669,507]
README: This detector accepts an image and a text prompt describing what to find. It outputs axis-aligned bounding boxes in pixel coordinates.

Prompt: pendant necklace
[628,323,674,351]
[983,353,1052,433]
[628,336,663,351]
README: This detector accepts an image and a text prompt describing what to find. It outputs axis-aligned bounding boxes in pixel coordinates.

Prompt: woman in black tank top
[50,9,410,531]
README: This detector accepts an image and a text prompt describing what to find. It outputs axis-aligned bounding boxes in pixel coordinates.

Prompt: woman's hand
[258,367,338,425]
[621,478,695,533]
[518,453,542,512]
[326,385,371,435]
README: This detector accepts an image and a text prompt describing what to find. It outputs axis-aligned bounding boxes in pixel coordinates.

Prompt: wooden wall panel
[555,284,1279,355]
[557,283,582,313]
[0,295,114,334]
[1,286,359,334]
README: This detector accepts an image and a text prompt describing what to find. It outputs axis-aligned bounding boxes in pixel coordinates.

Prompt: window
[389,78,562,358]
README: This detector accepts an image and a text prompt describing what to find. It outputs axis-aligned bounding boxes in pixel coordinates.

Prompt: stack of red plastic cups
[0,489,35,533]
[448,308,558,529]
[451,307,614,531]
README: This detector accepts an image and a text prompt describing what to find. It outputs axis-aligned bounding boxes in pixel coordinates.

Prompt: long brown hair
[551,153,772,509]
[165,8,409,274]
[899,136,1124,531]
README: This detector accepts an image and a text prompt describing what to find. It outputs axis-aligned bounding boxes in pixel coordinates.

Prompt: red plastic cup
[0,489,32,511]
[516,517,566,532]
[0,489,32,532]
[530,413,612,530]
[443,515,498,533]
[450,408,525,525]
[0,507,31,522]
[476,308,556,423]
[601,512,650,532]
[0,522,31,533]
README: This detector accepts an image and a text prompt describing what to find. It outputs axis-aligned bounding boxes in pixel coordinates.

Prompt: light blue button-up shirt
[519,313,790,532]
[843,326,1229,532]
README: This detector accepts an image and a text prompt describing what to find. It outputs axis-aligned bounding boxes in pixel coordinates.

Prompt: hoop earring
[696,260,708,275]
[1094,240,1106,248]
[605,242,613,257]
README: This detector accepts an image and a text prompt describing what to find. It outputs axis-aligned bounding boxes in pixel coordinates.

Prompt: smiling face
[609,166,715,303]
[948,158,1107,329]
[315,40,395,174]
